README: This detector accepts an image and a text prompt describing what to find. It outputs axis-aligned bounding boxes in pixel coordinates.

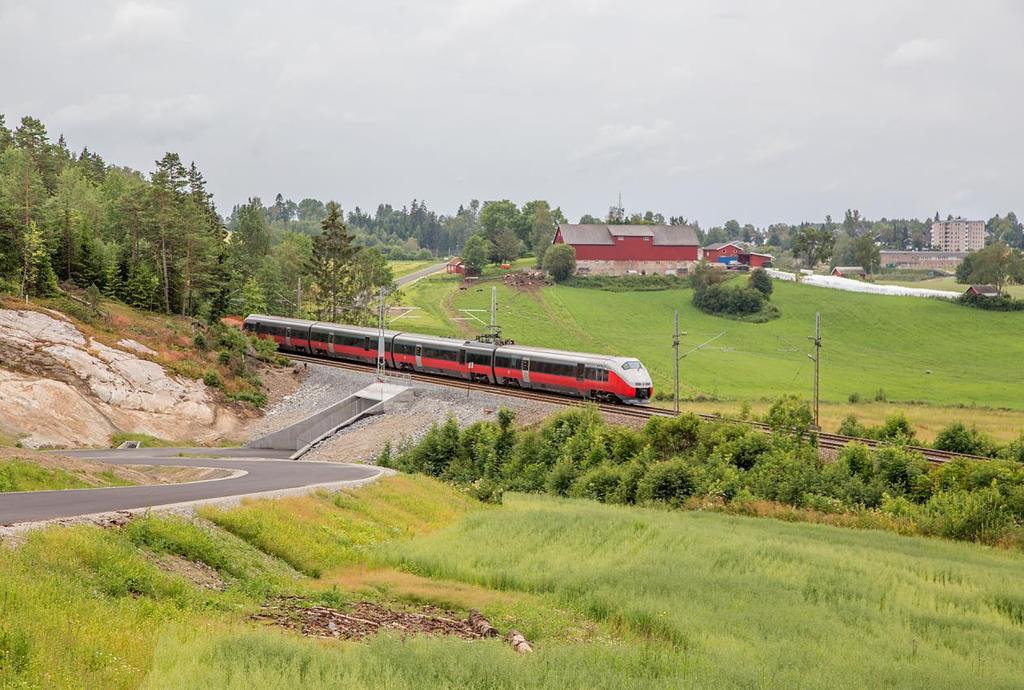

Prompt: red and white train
[243,314,653,404]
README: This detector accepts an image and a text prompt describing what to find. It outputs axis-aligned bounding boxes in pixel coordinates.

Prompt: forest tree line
[4,113,1022,322]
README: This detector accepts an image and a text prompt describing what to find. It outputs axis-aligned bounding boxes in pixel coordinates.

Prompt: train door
[363,336,371,361]
[415,344,423,369]
[328,332,335,356]
[521,358,530,385]
[285,327,292,350]
[458,349,467,378]
[576,363,585,381]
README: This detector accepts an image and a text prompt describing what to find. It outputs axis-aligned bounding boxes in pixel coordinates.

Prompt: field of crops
[398,274,1024,412]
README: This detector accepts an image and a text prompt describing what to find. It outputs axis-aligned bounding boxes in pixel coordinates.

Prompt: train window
[576,363,585,380]
[470,352,491,366]
[364,336,370,351]
[458,349,466,365]
[622,360,644,370]
[522,358,530,371]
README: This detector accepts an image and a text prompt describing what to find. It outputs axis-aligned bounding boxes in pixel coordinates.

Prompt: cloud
[887,38,953,65]
[107,1,182,42]
[54,93,217,134]
[575,119,675,162]
[746,135,802,165]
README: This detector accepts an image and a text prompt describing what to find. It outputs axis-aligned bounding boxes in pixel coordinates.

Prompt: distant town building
[879,250,968,272]
[965,284,1001,298]
[552,224,699,276]
[831,266,866,279]
[930,218,985,252]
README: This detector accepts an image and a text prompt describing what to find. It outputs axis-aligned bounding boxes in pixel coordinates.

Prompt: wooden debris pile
[503,271,549,289]
[252,599,534,652]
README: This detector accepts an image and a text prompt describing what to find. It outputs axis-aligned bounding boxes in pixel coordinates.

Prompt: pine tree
[308,202,356,320]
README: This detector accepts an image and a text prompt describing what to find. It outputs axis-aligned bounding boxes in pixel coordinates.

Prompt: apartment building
[930,218,985,252]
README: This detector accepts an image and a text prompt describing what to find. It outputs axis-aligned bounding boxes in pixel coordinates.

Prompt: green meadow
[2,476,1024,688]
[398,274,1024,410]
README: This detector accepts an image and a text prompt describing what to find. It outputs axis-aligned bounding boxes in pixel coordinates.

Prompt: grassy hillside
[400,274,1024,411]
[4,475,1024,687]
[383,492,1024,688]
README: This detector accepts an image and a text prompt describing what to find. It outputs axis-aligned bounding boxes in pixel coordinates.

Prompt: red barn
[552,224,699,276]
[702,241,745,263]
[446,257,465,274]
[739,251,773,268]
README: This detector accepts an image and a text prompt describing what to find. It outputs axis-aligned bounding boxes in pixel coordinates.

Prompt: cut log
[505,630,533,654]
[468,609,498,638]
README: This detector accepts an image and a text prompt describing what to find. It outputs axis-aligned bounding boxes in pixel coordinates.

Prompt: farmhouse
[552,223,699,276]
[965,284,1001,298]
[831,266,866,279]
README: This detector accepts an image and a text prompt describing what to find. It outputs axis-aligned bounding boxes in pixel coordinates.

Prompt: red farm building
[551,224,699,276]
[701,242,773,269]
[446,257,465,275]
[831,266,866,279]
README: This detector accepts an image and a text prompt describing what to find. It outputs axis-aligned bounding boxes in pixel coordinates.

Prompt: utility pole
[672,310,686,414]
[490,286,498,340]
[807,311,821,429]
[377,287,386,385]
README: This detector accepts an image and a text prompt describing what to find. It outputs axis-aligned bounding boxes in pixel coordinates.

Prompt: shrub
[838,414,867,438]
[748,268,773,297]
[847,392,861,404]
[203,371,222,388]
[193,332,207,351]
[217,350,231,366]
[609,459,648,504]
[543,243,576,282]
[570,465,623,502]
[921,488,1013,542]
[545,459,577,497]
[873,446,930,500]
[764,395,814,438]
[933,422,997,457]
[874,413,916,444]
[1002,434,1024,464]
[744,448,822,506]
[227,390,267,407]
[874,388,887,402]
[636,460,697,505]
[642,413,702,457]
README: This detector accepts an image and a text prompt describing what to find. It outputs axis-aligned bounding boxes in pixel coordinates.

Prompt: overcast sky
[2,0,1022,226]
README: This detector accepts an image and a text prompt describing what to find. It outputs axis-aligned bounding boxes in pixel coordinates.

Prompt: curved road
[0,448,384,525]
[395,261,447,288]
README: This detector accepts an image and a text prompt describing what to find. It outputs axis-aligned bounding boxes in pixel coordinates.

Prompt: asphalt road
[0,448,383,525]
[395,261,447,287]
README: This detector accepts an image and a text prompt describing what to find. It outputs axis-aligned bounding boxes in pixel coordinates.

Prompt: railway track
[286,354,987,466]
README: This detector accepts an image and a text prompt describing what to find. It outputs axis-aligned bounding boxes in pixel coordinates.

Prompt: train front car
[612,357,653,404]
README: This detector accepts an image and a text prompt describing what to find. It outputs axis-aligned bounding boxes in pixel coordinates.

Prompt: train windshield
[621,360,644,370]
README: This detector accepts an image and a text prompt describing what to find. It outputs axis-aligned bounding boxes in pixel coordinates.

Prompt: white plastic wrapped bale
[802,275,959,299]
[765,269,797,281]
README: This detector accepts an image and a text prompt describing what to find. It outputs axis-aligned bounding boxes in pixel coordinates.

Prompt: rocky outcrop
[0,308,242,448]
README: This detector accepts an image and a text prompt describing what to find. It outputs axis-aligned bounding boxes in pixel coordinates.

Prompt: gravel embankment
[251,362,647,465]
[253,363,560,463]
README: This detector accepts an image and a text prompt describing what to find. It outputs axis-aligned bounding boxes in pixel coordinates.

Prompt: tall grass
[381,492,1024,688]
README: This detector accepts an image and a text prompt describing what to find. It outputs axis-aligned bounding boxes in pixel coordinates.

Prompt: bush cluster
[384,401,1024,547]
[958,292,1024,311]
[690,265,776,320]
